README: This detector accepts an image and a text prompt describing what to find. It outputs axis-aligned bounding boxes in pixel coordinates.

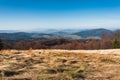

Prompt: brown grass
[0,49,120,80]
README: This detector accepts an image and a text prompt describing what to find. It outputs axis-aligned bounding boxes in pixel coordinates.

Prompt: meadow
[0,49,120,80]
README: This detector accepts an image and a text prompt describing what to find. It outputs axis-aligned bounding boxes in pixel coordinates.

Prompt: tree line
[0,30,120,50]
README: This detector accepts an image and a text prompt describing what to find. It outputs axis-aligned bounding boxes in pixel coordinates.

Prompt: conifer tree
[0,39,3,50]
[112,38,119,49]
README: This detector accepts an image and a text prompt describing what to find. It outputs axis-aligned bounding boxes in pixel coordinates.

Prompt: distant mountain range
[0,28,113,40]
[0,30,19,33]
[74,28,112,39]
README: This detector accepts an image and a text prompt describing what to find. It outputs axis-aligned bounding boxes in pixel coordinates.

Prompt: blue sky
[0,0,120,30]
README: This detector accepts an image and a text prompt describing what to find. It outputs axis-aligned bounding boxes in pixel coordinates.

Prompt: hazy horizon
[0,0,120,30]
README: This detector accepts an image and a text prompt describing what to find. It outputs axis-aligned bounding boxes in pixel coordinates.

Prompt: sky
[0,0,120,30]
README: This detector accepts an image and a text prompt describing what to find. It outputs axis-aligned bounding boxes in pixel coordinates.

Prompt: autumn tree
[113,30,120,40]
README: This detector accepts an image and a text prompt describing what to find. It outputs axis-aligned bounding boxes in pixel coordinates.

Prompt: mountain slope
[74,28,112,38]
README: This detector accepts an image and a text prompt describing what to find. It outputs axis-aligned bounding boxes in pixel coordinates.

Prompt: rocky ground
[0,49,120,80]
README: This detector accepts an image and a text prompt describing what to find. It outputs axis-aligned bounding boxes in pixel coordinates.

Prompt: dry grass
[0,49,120,80]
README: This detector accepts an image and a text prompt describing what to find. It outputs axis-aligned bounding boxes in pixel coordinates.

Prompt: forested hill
[0,28,114,40]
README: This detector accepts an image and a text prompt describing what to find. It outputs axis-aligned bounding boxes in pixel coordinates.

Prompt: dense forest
[0,30,120,50]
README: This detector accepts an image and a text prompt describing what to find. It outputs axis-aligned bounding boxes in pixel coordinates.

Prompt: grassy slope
[0,49,120,80]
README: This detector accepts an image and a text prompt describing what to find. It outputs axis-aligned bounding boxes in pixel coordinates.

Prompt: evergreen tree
[0,39,3,50]
[112,38,119,49]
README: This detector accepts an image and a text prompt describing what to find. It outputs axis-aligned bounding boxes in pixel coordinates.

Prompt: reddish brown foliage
[1,30,120,50]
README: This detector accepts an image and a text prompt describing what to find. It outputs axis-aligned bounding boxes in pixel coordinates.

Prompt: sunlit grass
[0,49,120,80]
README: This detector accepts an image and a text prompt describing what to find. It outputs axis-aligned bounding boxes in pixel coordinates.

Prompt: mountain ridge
[73,28,113,38]
[0,28,114,40]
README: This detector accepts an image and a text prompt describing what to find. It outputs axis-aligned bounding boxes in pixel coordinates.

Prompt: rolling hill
[74,28,113,38]
[0,28,113,40]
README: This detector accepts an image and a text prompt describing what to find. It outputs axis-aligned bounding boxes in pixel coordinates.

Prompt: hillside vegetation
[0,29,120,50]
[0,49,120,80]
